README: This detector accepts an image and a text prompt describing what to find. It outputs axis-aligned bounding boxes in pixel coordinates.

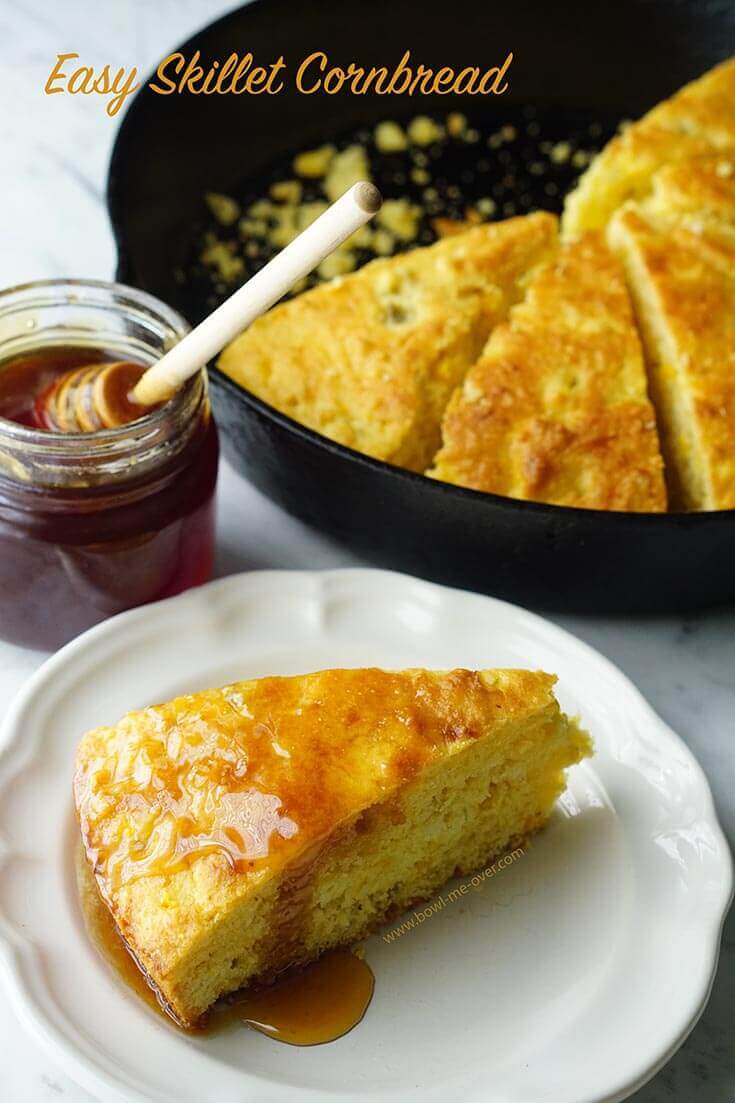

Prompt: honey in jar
[0,279,218,650]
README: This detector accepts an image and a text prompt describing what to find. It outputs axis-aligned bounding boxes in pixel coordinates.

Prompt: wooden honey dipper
[38,182,382,432]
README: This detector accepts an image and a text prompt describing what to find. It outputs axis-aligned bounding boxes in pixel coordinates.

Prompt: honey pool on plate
[76,847,375,1046]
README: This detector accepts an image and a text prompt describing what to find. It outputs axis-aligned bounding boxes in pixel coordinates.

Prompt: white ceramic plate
[0,569,731,1103]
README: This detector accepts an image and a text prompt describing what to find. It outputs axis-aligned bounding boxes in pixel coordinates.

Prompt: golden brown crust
[217,214,557,471]
[428,232,667,511]
[563,58,735,235]
[609,203,735,510]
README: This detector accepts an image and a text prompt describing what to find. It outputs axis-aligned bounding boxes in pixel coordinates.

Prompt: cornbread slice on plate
[74,667,590,1028]
[609,203,735,510]
[217,213,557,471]
[563,57,735,235]
[428,232,667,511]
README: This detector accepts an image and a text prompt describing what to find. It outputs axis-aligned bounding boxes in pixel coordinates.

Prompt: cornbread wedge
[642,155,735,248]
[563,57,735,235]
[218,214,557,470]
[428,232,667,511]
[609,203,735,510]
[74,667,591,1028]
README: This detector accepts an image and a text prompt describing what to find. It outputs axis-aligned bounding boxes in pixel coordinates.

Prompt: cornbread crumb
[269,206,299,248]
[204,192,241,226]
[344,223,373,250]
[324,144,371,202]
[238,218,268,239]
[374,120,408,152]
[447,112,468,138]
[477,197,497,216]
[371,228,395,255]
[294,144,336,178]
[377,198,422,241]
[408,116,444,146]
[571,149,593,169]
[318,251,357,279]
[270,179,303,203]
[200,236,245,283]
[550,141,572,164]
[297,200,329,230]
[411,166,431,186]
[248,199,274,219]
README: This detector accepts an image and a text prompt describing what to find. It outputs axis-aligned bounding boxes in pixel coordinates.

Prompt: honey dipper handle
[132,182,383,406]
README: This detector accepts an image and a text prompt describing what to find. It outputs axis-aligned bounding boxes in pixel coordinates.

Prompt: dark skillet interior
[107,0,735,613]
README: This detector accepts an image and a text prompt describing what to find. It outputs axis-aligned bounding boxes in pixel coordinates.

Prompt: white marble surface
[0,2,732,1100]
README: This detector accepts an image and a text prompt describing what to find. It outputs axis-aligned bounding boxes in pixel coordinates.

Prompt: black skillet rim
[105,0,735,527]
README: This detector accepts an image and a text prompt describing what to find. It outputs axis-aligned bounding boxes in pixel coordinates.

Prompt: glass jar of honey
[0,279,218,650]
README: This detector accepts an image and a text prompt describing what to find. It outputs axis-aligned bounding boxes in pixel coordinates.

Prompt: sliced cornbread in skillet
[217,213,557,471]
[609,199,735,510]
[563,58,735,236]
[74,667,591,1028]
[428,232,667,511]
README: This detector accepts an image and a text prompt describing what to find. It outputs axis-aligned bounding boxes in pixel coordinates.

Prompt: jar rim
[0,277,195,455]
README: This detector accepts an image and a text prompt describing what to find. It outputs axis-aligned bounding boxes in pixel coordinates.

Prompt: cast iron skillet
[107,0,735,613]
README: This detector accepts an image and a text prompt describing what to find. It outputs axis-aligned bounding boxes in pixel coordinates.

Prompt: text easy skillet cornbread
[74,667,591,1027]
[218,213,556,471]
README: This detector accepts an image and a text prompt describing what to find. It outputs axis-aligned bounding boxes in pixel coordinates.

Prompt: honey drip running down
[76,843,167,1018]
[76,846,375,1045]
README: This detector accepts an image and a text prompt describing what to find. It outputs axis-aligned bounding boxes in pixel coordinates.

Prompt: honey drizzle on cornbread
[74,669,494,897]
